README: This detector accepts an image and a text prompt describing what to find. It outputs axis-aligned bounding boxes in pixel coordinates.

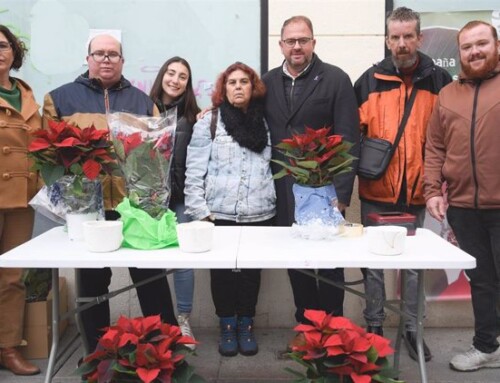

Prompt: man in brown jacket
[425,20,500,372]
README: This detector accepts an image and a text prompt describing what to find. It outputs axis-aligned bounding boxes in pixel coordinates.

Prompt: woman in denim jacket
[185,62,276,357]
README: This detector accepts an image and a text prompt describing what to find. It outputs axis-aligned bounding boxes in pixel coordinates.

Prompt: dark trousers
[211,268,261,317]
[447,206,500,353]
[210,217,273,318]
[288,268,344,323]
[78,267,177,352]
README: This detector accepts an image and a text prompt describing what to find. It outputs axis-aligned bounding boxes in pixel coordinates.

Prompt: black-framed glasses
[0,41,12,52]
[90,51,122,63]
[282,37,313,48]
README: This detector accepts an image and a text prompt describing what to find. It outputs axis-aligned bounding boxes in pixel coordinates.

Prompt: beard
[392,49,418,69]
[461,53,499,80]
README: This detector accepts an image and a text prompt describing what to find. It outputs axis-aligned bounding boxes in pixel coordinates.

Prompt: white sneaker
[450,345,500,371]
[177,314,196,351]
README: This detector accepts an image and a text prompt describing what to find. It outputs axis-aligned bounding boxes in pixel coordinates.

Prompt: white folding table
[0,226,476,383]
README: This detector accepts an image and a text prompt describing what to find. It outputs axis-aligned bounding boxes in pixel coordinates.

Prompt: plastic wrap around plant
[29,175,104,224]
[107,112,176,219]
[291,183,345,240]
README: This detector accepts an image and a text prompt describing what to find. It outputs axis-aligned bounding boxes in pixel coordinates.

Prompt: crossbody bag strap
[391,86,418,151]
[210,108,218,140]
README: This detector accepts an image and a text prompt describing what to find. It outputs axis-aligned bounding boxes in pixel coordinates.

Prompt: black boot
[366,325,383,336]
[403,330,432,362]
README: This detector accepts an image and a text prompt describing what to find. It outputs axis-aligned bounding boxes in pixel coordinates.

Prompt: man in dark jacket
[262,15,359,341]
[43,34,177,354]
[354,7,452,362]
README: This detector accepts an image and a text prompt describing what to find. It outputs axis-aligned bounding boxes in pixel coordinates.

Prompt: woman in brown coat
[0,25,41,376]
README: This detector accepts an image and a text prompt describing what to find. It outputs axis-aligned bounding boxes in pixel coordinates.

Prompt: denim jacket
[184,109,276,222]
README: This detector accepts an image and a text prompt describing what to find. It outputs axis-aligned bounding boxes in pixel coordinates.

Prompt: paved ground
[2,326,499,383]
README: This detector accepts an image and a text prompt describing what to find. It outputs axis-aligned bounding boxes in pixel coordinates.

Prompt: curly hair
[387,7,421,35]
[0,25,27,71]
[211,62,266,108]
[150,56,200,124]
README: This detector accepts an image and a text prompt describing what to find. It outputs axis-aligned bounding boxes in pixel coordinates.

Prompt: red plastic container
[365,211,417,236]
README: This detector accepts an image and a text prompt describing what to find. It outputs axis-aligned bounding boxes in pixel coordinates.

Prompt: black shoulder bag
[357,87,418,180]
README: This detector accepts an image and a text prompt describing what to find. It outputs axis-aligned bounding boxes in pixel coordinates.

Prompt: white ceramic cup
[367,225,407,255]
[176,221,215,253]
[83,220,123,252]
[66,212,100,241]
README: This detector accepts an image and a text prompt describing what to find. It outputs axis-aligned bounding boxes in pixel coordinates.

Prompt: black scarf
[219,100,268,153]
[156,94,186,120]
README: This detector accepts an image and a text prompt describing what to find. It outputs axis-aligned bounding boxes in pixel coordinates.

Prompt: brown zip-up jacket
[424,62,500,208]
[0,78,41,209]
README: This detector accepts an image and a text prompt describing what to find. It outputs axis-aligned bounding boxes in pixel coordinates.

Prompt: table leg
[74,269,90,355]
[416,270,428,383]
[393,270,407,372]
[44,268,60,383]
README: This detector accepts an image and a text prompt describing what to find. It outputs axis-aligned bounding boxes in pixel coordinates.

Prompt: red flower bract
[287,310,402,383]
[77,315,200,383]
[272,126,356,186]
[28,120,117,186]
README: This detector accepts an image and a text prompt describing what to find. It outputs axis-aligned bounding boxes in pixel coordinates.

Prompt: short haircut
[458,20,498,43]
[280,15,314,38]
[0,24,27,71]
[211,62,266,107]
[87,35,123,55]
[387,6,421,35]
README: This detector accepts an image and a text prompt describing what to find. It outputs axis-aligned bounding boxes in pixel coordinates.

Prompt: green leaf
[296,160,319,169]
[271,160,310,177]
[327,158,353,174]
[70,163,83,176]
[284,367,311,383]
[172,361,208,383]
[272,168,289,180]
[372,372,406,383]
[73,359,99,376]
[41,165,65,186]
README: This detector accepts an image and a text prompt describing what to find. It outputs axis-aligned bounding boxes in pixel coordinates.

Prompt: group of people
[0,5,499,377]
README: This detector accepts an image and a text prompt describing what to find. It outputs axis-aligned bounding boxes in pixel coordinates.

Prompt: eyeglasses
[0,41,12,52]
[282,37,313,48]
[90,51,122,63]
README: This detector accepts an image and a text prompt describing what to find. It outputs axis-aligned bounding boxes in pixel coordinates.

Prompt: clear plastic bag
[107,111,176,219]
[29,176,104,224]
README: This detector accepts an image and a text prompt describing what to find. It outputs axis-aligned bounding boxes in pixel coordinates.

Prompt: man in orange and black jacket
[353,7,451,362]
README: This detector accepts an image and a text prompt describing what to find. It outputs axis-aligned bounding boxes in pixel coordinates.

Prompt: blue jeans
[361,201,426,331]
[447,207,500,353]
[172,203,194,315]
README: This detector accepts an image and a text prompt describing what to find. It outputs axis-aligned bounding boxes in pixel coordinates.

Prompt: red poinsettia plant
[286,310,404,383]
[28,120,117,188]
[76,315,205,383]
[273,127,355,187]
